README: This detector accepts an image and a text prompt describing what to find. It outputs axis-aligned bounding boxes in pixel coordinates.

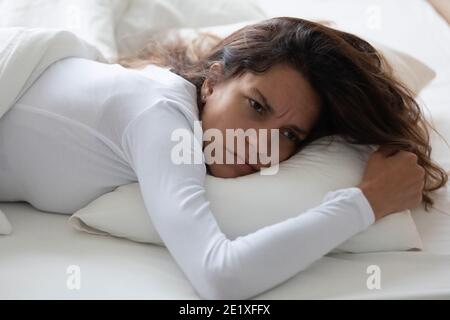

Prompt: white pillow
[69,135,423,253]
[0,0,120,61]
[0,209,12,235]
[115,0,266,57]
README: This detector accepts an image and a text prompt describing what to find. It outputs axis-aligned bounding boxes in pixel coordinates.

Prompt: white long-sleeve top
[0,57,375,299]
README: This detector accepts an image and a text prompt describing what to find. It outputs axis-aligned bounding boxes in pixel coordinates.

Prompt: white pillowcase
[69,135,423,253]
[0,209,12,235]
[115,0,267,57]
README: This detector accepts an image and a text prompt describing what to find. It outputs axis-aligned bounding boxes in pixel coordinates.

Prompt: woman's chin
[206,163,254,178]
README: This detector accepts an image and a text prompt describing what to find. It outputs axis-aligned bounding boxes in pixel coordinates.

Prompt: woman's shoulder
[96,61,200,146]
[134,64,193,88]
[47,58,197,104]
[129,64,198,111]
[129,63,200,121]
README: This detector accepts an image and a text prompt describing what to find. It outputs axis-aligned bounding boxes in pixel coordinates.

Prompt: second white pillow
[69,135,423,253]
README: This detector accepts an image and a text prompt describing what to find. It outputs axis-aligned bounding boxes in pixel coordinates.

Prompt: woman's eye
[249,99,264,114]
[281,129,299,142]
[248,98,300,143]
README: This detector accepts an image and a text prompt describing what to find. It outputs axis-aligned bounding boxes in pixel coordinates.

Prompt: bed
[1,0,450,299]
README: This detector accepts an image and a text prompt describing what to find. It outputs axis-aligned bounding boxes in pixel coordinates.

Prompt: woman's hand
[357,145,426,222]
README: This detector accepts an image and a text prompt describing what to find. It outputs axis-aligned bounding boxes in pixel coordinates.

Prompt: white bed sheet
[1,0,450,299]
[1,200,450,299]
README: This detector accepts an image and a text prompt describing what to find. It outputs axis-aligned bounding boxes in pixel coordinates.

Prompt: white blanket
[0,27,106,234]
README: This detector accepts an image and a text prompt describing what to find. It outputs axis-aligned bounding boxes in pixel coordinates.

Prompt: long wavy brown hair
[117,16,448,211]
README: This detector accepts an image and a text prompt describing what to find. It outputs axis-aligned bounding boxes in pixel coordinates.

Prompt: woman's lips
[233,152,258,172]
[223,148,258,173]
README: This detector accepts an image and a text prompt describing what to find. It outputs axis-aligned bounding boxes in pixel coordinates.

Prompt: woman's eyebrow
[251,87,309,136]
[251,87,274,113]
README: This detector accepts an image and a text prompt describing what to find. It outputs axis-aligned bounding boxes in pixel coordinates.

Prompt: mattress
[1,0,450,299]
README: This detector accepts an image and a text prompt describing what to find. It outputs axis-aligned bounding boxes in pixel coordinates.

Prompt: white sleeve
[122,99,376,300]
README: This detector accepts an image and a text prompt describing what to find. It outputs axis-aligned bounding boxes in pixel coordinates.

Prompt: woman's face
[200,62,321,178]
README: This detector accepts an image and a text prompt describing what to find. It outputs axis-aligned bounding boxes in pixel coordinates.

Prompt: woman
[0,17,446,299]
